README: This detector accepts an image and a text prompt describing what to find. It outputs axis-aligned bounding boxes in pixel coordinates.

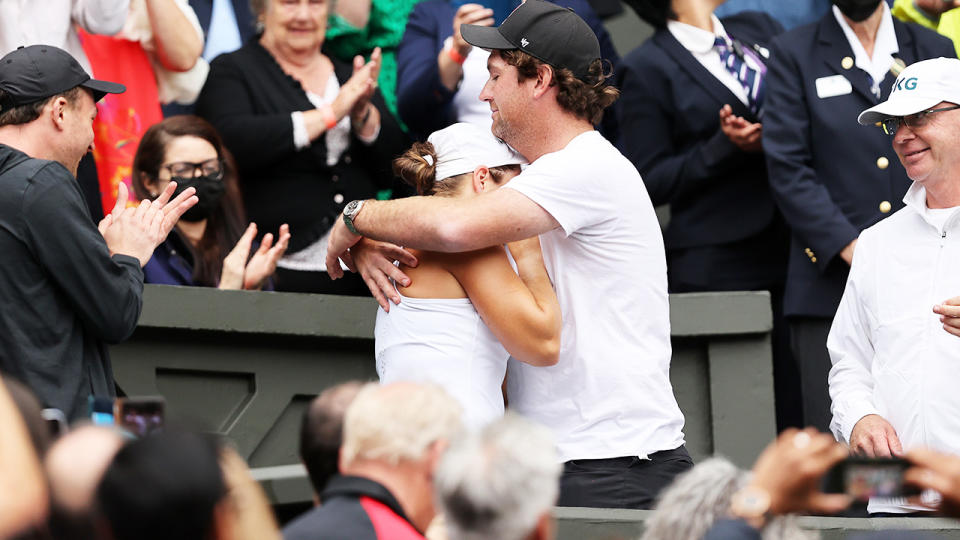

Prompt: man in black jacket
[0,45,197,420]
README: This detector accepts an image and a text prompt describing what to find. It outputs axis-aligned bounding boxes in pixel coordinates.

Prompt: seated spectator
[892,0,960,55]
[196,0,408,295]
[641,457,812,540]
[615,0,796,430]
[45,425,125,540]
[435,413,561,540]
[299,381,364,500]
[395,0,619,140]
[97,430,232,540]
[81,0,208,214]
[283,382,463,540]
[0,375,48,539]
[132,115,290,289]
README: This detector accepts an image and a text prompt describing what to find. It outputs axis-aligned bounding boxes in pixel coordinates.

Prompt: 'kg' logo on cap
[521,38,530,47]
[894,76,918,92]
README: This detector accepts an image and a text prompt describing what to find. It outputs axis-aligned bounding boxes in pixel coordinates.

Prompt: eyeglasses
[162,158,224,180]
[880,105,960,135]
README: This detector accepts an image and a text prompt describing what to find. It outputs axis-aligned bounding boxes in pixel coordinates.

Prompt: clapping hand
[98,182,198,266]
[220,223,291,290]
[333,48,381,123]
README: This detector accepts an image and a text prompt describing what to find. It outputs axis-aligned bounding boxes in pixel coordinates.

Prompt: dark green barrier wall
[111,285,778,504]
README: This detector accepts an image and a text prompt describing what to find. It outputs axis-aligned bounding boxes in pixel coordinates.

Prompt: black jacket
[196,39,409,253]
[615,12,787,290]
[0,145,143,419]
[282,475,425,540]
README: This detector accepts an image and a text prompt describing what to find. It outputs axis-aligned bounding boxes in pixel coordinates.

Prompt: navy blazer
[763,13,954,318]
[396,0,619,139]
[616,12,783,255]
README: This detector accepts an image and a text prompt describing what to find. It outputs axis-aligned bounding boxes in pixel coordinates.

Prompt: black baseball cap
[461,0,601,81]
[0,45,125,112]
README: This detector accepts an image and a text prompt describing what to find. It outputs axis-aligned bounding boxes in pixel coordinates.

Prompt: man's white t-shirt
[504,130,686,462]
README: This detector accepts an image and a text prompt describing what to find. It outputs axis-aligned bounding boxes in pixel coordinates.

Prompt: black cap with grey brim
[460,0,601,81]
[0,45,125,112]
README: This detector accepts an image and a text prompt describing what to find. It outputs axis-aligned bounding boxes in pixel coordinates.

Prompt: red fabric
[359,496,425,540]
[78,29,162,211]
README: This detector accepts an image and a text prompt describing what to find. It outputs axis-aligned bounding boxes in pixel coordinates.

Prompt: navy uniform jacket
[396,0,619,139]
[615,12,785,290]
[763,12,954,318]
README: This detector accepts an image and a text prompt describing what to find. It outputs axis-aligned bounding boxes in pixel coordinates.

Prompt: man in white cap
[326,0,690,509]
[828,56,960,514]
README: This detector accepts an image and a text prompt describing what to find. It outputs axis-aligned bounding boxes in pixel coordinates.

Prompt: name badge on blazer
[815,75,853,99]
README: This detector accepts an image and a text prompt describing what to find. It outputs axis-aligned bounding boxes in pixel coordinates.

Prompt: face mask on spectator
[832,0,881,22]
[171,175,225,222]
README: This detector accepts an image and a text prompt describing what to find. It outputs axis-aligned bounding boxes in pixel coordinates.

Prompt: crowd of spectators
[6,0,960,538]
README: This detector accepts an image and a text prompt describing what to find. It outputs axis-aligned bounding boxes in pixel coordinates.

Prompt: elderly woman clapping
[196,0,408,295]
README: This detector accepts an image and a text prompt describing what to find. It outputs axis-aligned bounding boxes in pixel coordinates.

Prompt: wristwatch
[729,485,771,529]
[342,199,365,235]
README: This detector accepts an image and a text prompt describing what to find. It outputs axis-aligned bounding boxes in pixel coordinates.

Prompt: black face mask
[170,174,225,222]
[833,0,882,22]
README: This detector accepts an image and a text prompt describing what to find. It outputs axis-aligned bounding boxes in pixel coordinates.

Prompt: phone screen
[824,458,918,502]
[116,397,165,437]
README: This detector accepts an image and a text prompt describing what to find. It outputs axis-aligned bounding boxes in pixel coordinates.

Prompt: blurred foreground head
[641,457,815,540]
[436,413,561,540]
[96,430,225,540]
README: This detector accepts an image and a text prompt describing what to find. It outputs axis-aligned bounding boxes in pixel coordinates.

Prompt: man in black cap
[0,45,197,420]
[325,0,692,509]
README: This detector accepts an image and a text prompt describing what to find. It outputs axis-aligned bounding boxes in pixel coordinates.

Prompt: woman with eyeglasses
[132,116,290,290]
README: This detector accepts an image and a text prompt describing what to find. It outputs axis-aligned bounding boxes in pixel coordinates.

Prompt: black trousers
[789,316,834,433]
[556,446,694,509]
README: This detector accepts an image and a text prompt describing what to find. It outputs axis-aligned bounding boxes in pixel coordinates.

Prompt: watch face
[345,200,359,215]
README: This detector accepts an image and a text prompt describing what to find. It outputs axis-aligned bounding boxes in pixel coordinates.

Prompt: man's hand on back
[99,182,198,266]
[849,414,903,457]
[350,238,418,311]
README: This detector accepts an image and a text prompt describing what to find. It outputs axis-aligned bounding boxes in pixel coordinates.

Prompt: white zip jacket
[828,182,960,513]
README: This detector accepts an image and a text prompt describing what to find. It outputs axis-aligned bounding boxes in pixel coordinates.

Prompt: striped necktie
[714,36,766,117]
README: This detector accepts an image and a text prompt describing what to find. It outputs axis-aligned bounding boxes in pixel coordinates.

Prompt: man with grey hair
[435,412,561,540]
[283,382,462,540]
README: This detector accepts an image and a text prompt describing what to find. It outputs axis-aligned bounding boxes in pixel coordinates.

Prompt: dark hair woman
[132,115,289,290]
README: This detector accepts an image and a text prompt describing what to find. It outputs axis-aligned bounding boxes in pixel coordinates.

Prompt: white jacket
[828,182,960,512]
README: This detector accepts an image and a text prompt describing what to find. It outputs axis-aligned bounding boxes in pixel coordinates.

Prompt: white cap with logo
[427,123,526,182]
[859,57,960,125]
